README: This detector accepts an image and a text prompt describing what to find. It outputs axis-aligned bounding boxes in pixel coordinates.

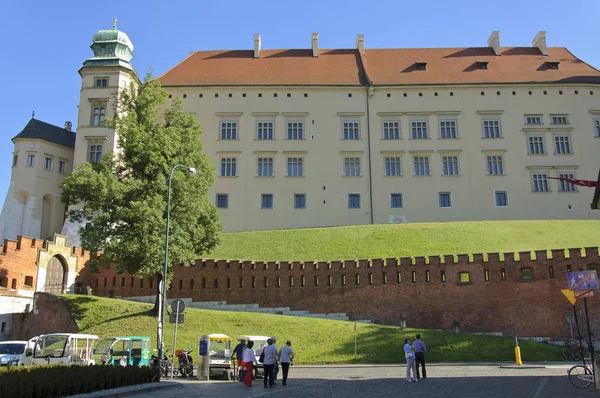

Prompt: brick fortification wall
[11,293,79,339]
[88,247,600,338]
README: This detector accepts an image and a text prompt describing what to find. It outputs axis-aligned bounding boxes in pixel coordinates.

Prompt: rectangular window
[216,194,228,209]
[439,120,457,138]
[12,154,17,167]
[495,191,508,207]
[382,121,400,139]
[344,157,361,176]
[410,121,428,139]
[88,144,103,163]
[287,157,304,176]
[261,194,273,209]
[411,271,417,283]
[413,156,430,176]
[95,78,108,87]
[532,173,550,192]
[257,121,274,140]
[342,120,360,140]
[58,161,66,173]
[484,269,490,282]
[287,120,304,139]
[348,193,360,209]
[294,194,306,209]
[558,173,577,192]
[257,157,274,176]
[439,192,452,208]
[121,277,125,287]
[528,136,545,154]
[549,266,554,279]
[595,120,600,137]
[390,193,403,208]
[26,155,35,167]
[44,157,52,170]
[554,136,572,154]
[482,119,501,138]
[442,156,459,175]
[11,278,16,290]
[220,121,238,140]
[525,115,543,125]
[551,115,569,125]
[220,158,237,177]
[521,268,533,280]
[441,271,446,283]
[486,155,504,175]
[190,279,194,290]
[384,157,401,176]
[459,272,470,283]
[24,276,34,287]
[92,107,106,126]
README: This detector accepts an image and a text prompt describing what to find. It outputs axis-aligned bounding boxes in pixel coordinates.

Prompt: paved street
[126,364,600,398]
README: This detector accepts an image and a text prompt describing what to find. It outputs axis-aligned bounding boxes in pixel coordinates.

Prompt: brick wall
[11,293,79,340]
[87,247,600,338]
[0,237,44,295]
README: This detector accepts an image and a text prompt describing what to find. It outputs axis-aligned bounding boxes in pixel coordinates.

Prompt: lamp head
[188,167,197,175]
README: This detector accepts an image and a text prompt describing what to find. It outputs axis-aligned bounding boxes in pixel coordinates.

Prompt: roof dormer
[477,61,489,70]
[416,62,427,71]
[546,61,560,70]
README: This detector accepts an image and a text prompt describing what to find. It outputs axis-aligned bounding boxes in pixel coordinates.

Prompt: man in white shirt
[262,338,278,388]
[271,336,279,382]
[278,340,295,387]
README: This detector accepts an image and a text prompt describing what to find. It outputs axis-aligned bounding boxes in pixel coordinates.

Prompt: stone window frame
[85,136,107,164]
[58,158,68,174]
[44,154,55,171]
[26,152,36,167]
[89,100,108,127]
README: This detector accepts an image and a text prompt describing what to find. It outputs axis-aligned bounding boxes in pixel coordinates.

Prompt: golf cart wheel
[119,357,127,367]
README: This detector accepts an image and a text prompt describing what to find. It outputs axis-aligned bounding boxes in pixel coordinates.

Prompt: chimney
[355,34,365,55]
[312,33,319,58]
[253,34,261,58]
[532,31,547,56]
[64,121,72,132]
[487,31,501,56]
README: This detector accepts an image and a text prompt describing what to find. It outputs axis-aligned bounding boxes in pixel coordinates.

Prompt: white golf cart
[237,335,269,379]
[32,333,98,366]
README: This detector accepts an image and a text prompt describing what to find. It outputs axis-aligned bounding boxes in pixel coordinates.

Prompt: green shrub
[0,364,154,398]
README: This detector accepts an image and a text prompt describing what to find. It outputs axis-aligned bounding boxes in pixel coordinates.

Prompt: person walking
[413,334,427,379]
[232,338,247,376]
[278,340,295,387]
[271,336,279,383]
[404,338,417,383]
[262,338,278,388]
[242,340,257,387]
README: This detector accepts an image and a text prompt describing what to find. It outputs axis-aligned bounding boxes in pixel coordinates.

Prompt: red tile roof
[158,46,600,87]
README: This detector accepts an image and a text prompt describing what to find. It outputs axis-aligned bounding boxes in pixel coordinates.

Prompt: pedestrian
[242,340,257,387]
[262,338,277,388]
[278,340,295,387]
[233,338,247,376]
[413,334,427,379]
[271,336,279,382]
[404,338,417,382]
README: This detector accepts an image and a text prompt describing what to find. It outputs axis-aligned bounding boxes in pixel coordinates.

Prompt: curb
[499,365,547,369]
[67,382,182,398]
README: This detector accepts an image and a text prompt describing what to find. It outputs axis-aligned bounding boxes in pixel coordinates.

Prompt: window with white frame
[44,157,52,170]
[26,154,35,167]
[482,119,501,138]
[551,115,569,125]
[524,115,543,125]
[442,156,459,175]
[348,194,360,209]
[554,135,572,154]
[439,120,458,139]
[595,119,600,137]
[384,156,401,176]
[287,157,304,176]
[95,78,108,87]
[382,120,400,139]
[58,160,65,173]
[342,120,360,140]
[486,155,504,175]
[531,173,550,192]
[294,194,306,209]
[88,144,103,163]
[495,191,508,207]
[256,121,274,140]
[344,157,361,176]
[261,194,273,209]
[390,193,403,208]
[439,192,452,208]
[216,194,229,208]
[220,157,237,177]
[558,172,577,192]
[413,156,430,176]
[286,120,304,139]
[220,121,238,140]
[410,121,428,139]
[257,157,274,176]
[528,135,545,154]
[91,106,106,126]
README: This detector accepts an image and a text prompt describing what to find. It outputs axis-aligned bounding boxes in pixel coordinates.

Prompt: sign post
[170,299,186,379]
[354,321,357,360]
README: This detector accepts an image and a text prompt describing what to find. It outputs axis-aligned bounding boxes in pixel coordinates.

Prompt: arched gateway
[44,255,67,294]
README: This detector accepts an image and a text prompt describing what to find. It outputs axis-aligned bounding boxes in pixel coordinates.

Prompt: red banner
[548,177,600,188]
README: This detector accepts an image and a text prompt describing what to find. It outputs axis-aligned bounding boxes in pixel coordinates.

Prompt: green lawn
[64,295,563,364]
[207,220,600,261]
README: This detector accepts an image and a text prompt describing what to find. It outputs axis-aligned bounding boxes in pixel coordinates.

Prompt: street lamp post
[157,164,196,382]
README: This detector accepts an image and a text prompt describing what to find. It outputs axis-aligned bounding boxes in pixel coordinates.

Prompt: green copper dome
[82,20,135,71]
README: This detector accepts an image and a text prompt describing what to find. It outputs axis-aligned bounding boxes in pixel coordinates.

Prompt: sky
[0,0,599,203]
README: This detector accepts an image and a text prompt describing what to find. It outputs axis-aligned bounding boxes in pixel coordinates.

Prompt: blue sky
[1,0,599,203]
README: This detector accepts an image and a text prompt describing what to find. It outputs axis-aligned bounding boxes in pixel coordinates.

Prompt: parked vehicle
[205,333,233,379]
[237,335,270,379]
[93,336,151,367]
[0,339,36,367]
[176,346,195,378]
[32,333,98,366]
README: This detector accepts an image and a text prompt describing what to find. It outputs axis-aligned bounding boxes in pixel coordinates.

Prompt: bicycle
[563,339,590,361]
[568,363,594,388]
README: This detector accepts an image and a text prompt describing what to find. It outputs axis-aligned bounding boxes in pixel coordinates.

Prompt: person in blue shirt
[404,338,417,382]
[413,334,427,379]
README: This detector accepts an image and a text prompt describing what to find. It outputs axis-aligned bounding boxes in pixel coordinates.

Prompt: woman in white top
[278,340,295,386]
[242,341,257,387]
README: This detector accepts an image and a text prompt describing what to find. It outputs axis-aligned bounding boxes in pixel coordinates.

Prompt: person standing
[262,338,277,388]
[278,340,295,387]
[233,339,247,376]
[404,338,417,382]
[413,334,427,379]
[271,336,279,383]
[242,341,257,387]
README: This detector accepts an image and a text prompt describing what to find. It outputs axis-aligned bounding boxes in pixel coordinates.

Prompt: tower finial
[31,110,35,119]
[113,18,117,29]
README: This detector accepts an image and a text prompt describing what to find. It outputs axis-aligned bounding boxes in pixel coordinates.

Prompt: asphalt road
[123,363,600,398]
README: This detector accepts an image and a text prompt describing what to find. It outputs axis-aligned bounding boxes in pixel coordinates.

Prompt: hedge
[0,364,155,398]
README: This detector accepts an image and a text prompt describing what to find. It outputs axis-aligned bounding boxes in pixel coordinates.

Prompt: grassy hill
[207,220,600,261]
[64,295,563,364]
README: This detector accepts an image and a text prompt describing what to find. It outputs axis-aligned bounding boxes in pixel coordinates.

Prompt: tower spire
[113,18,117,30]
[31,110,35,119]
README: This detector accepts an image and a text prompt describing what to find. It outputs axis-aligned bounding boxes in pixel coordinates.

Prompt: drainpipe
[365,85,374,224]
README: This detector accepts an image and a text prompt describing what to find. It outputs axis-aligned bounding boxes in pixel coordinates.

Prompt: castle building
[1,25,600,244]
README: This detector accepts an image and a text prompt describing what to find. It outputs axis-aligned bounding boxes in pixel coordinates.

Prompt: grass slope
[207,220,600,261]
[65,295,563,364]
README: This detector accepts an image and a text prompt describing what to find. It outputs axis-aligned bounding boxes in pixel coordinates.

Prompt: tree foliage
[61,74,221,281]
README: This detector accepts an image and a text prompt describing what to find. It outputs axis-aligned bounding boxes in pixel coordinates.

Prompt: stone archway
[44,255,67,294]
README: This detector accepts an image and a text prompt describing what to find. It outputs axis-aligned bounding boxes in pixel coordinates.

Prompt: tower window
[91,106,106,126]
[95,78,108,87]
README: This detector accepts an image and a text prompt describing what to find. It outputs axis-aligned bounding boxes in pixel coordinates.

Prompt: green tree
[61,74,221,312]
